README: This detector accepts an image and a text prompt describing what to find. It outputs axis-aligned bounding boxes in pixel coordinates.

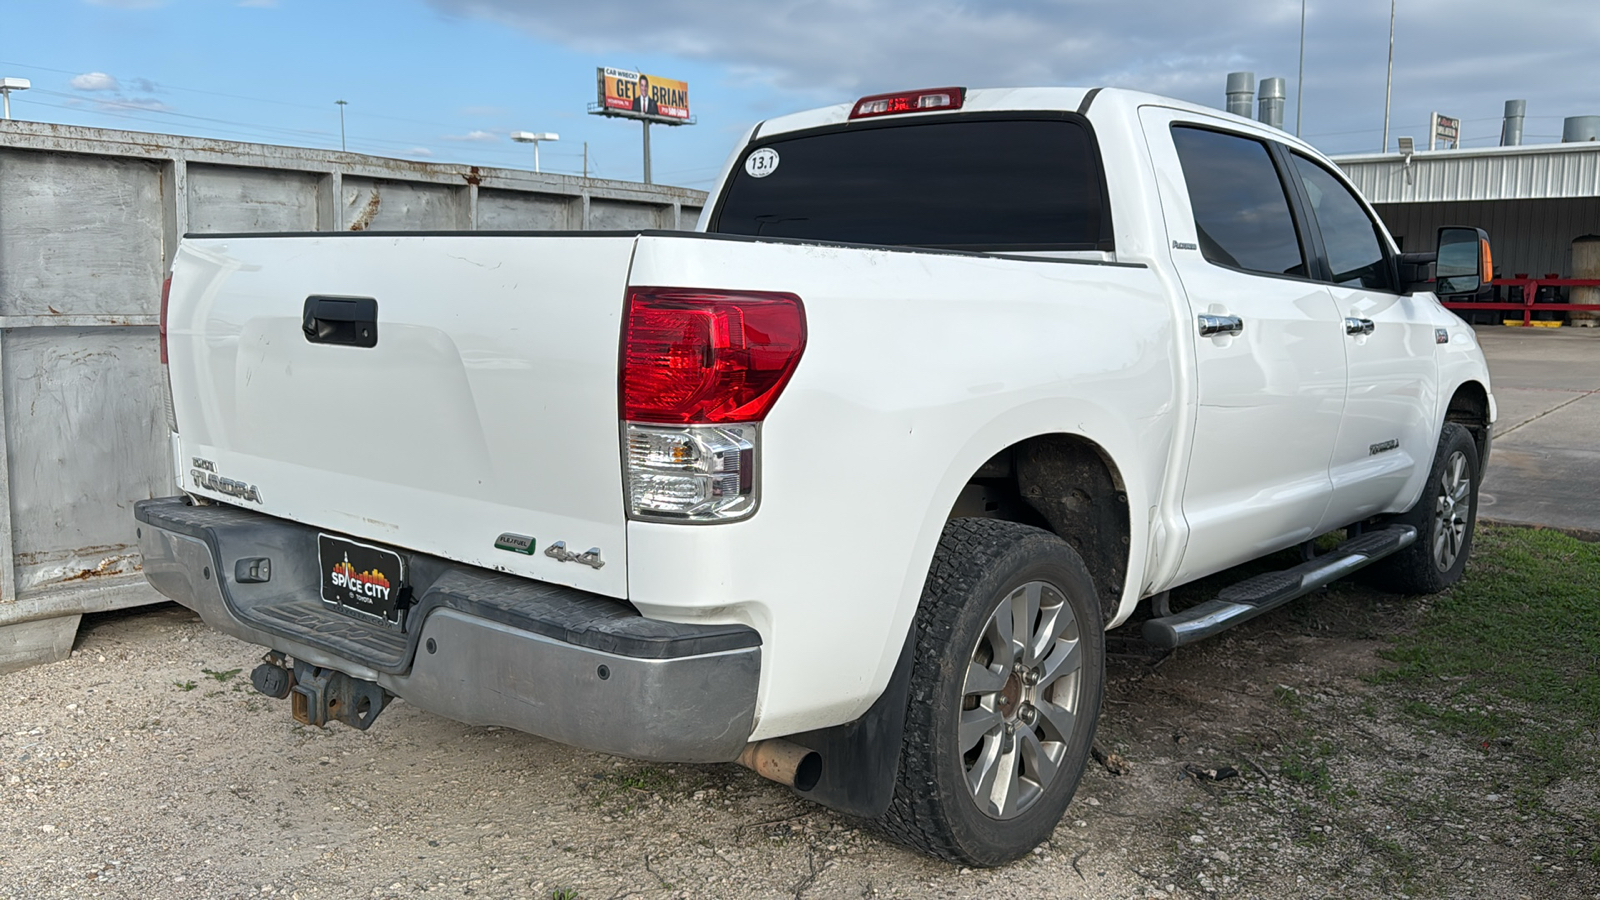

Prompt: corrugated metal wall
[1373,198,1600,278]
[1337,143,1600,204]
[0,120,707,646]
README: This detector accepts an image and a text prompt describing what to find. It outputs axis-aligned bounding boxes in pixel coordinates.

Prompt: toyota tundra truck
[135,86,1495,865]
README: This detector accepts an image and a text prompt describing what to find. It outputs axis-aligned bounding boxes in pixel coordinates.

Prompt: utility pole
[1295,0,1306,136]
[335,99,348,152]
[583,141,589,179]
[1382,0,1395,152]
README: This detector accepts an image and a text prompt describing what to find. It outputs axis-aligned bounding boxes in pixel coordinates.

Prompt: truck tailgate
[165,233,637,598]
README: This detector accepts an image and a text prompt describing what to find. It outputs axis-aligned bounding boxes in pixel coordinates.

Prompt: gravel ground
[2,588,1595,899]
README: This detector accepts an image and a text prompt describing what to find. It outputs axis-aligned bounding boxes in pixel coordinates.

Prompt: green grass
[1374,525,1600,781]
[203,667,242,683]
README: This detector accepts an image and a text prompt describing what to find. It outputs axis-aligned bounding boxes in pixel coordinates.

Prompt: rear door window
[1170,126,1307,279]
[712,117,1110,251]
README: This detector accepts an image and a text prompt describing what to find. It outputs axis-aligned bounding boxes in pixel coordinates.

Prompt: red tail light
[849,87,965,119]
[158,276,173,364]
[621,288,806,424]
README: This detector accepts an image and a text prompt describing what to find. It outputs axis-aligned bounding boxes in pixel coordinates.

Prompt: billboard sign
[1430,112,1460,150]
[596,67,691,123]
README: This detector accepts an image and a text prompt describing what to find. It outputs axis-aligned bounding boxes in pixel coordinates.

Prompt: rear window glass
[712,118,1109,251]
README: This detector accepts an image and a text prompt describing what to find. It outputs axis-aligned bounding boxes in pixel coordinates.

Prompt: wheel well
[947,434,1130,620]
[1445,381,1491,461]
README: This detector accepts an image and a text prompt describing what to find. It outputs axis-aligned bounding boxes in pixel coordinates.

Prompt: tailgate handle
[302,296,378,348]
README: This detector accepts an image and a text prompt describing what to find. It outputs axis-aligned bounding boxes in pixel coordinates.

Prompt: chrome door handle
[1197,314,1244,337]
[1345,317,1375,336]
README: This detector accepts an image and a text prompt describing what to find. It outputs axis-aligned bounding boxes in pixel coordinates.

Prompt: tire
[1362,422,1481,595]
[874,518,1104,866]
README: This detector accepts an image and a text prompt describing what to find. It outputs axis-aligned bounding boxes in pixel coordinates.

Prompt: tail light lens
[622,288,805,424]
[621,288,805,522]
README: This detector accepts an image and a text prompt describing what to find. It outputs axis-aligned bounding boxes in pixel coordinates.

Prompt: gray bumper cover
[134,498,759,763]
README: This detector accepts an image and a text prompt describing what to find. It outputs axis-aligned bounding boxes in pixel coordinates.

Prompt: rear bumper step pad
[1143,525,1417,649]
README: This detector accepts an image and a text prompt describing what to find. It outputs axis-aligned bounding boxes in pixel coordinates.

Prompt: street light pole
[335,99,348,151]
[1382,0,1395,152]
[510,132,559,174]
[1295,0,1306,136]
[0,77,31,121]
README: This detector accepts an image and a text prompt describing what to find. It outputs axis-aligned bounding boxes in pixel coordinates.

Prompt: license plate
[318,533,407,626]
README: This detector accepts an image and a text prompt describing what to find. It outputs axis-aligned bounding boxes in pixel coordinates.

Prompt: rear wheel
[875,518,1104,866]
[1362,422,1481,594]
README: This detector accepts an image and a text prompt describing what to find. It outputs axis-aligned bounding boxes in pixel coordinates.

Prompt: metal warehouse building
[1334,141,1600,280]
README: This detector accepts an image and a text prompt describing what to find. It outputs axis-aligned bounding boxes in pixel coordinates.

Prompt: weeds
[1373,525,1600,784]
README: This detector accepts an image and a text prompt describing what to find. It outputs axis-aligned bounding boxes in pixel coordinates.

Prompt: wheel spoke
[1018,727,1063,792]
[965,732,1005,813]
[1036,636,1082,693]
[1011,583,1041,665]
[986,602,1016,671]
[959,706,1004,754]
[1028,590,1075,664]
[1033,697,1078,744]
[964,659,1007,697]
[995,741,1023,818]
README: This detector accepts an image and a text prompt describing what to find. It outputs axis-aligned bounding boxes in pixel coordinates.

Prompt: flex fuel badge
[494,533,536,555]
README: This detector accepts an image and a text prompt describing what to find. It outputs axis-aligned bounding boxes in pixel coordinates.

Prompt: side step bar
[1143,525,1417,649]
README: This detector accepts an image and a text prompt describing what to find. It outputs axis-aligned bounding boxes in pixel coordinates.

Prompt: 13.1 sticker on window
[744,147,779,178]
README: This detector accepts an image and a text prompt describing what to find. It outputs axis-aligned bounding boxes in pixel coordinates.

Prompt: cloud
[406,147,435,157]
[70,72,120,92]
[424,0,1600,154]
[442,130,498,142]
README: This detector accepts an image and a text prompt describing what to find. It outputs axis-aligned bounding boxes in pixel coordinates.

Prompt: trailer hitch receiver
[277,659,390,730]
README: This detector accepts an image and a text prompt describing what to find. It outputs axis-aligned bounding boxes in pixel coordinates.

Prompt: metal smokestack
[1501,100,1526,146]
[1257,77,1286,129]
[1225,72,1256,118]
[1563,116,1600,143]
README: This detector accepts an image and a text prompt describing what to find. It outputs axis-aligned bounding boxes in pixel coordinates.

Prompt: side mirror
[1435,226,1491,296]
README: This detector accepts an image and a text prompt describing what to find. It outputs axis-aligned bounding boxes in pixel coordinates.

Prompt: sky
[1,0,1596,190]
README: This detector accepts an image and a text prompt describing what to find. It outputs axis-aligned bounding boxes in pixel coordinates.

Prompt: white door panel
[1139,107,1347,582]
[1320,289,1438,526]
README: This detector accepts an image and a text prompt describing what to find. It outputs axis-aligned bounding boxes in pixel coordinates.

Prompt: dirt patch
[1,577,1595,899]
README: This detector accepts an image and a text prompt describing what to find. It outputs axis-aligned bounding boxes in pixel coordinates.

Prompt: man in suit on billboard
[632,75,659,117]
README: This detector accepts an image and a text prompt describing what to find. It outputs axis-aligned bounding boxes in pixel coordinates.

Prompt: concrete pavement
[1474,326,1600,537]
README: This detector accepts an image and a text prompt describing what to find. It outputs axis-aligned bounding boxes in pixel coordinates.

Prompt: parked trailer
[0,120,706,673]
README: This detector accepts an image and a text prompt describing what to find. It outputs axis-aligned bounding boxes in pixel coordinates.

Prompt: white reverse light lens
[626,423,757,521]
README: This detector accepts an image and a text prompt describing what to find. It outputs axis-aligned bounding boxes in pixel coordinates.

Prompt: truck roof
[751,86,1322,157]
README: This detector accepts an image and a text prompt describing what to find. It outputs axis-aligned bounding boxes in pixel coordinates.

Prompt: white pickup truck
[136,86,1495,865]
